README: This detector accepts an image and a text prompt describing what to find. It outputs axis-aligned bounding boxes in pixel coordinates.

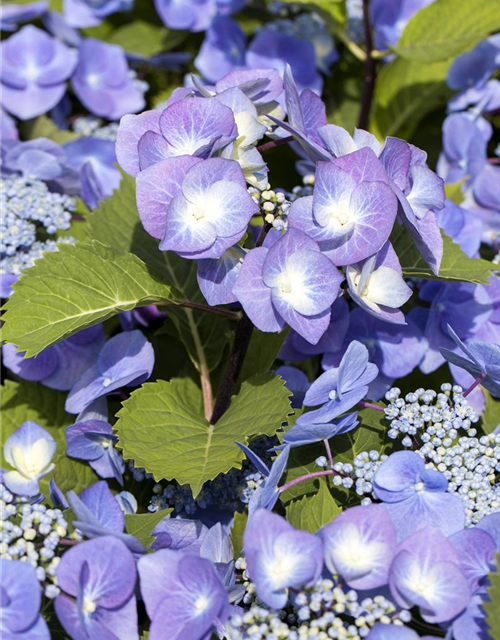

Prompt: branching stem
[463,373,486,398]
[257,136,294,153]
[358,400,385,413]
[279,469,343,493]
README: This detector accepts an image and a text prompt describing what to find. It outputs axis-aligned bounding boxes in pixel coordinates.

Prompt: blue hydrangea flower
[288,150,399,266]
[278,412,359,450]
[71,38,145,121]
[0,25,77,120]
[296,341,378,425]
[116,96,237,177]
[3,421,56,497]
[321,504,397,590]
[370,0,435,50]
[389,527,470,623]
[440,324,500,396]
[151,518,208,553]
[195,16,246,82]
[0,558,50,639]
[67,481,145,554]
[3,325,105,391]
[437,113,489,184]
[244,509,323,609]
[138,548,229,640]
[154,157,259,259]
[65,330,155,414]
[66,419,125,485]
[449,527,496,593]
[197,245,245,306]
[0,1,48,31]
[234,228,343,344]
[54,536,138,640]
[63,0,133,28]
[63,137,122,208]
[373,450,466,540]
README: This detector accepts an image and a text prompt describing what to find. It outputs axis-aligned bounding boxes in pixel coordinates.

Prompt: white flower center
[82,596,97,615]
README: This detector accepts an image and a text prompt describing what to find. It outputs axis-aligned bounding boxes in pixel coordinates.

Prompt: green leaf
[486,553,500,639]
[482,391,500,435]
[230,510,248,559]
[51,454,100,495]
[282,406,389,502]
[445,178,468,205]
[286,480,342,532]
[115,374,292,497]
[395,0,500,63]
[1,380,72,467]
[240,328,289,382]
[124,509,173,551]
[1,241,181,357]
[370,57,452,139]
[88,173,228,373]
[282,0,347,26]
[392,225,498,284]
[21,115,80,144]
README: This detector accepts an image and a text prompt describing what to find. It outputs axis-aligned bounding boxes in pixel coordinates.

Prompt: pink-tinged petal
[159,97,236,157]
[332,147,391,183]
[233,248,285,333]
[136,156,202,239]
[116,109,161,177]
[160,193,217,254]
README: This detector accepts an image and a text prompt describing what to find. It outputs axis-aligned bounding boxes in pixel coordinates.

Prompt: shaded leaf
[240,328,289,382]
[1,241,181,357]
[482,391,500,435]
[124,509,173,551]
[286,480,342,532]
[486,553,500,639]
[392,225,498,284]
[395,0,500,63]
[230,510,248,559]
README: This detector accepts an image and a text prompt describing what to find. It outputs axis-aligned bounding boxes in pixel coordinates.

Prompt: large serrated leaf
[115,374,292,497]
[392,225,498,284]
[286,480,342,532]
[1,241,181,357]
[370,56,452,139]
[486,553,500,639]
[395,0,500,63]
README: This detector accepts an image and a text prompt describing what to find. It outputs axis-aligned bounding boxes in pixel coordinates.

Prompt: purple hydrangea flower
[279,296,350,361]
[71,39,145,121]
[437,113,489,184]
[452,587,490,640]
[197,245,245,306]
[296,341,378,425]
[346,242,412,324]
[244,509,323,609]
[373,450,466,541]
[370,0,436,50]
[288,150,399,266]
[55,536,138,640]
[244,445,290,517]
[138,548,229,640]
[152,157,258,259]
[2,137,81,194]
[449,527,496,593]
[321,504,397,590]
[0,558,49,639]
[116,97,237,178]
[65,330,155,414]
[366,624,426,640]
[0,25,77,120]
[195,17,246,82]
[448,35,500,91]
[1,106,18,141]
[323,308,427,399]
[49,477,69,509]
[234,229,343,344]
[246,28,323,94]
[3,324,105,392]
[67,481,145,554]
[151,518,208,553]
[436,199,483,258]
[154,0,216,31]
[63,0,132,28]
[275,365,310,409]
[3,421,56,497]
[66,420,125,485]
[63,137,121,208]
[389,527,470,623]
[278,413,359,450]
[214,68,284,106]
[0,1,48,31]
[440,324,500,396]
